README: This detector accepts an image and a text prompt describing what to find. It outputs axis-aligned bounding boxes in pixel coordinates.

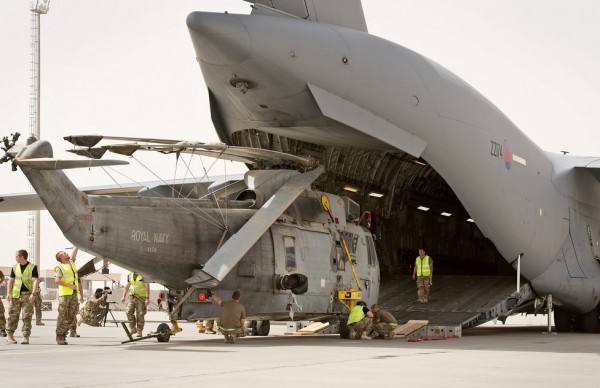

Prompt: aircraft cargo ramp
[379,275,521,328]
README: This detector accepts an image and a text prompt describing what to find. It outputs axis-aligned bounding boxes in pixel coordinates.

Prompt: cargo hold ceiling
[232,129,511,276]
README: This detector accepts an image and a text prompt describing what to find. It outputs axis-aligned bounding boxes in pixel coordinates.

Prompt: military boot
[36,321,45,326]
[136,329,143,338]
[360,332,372,340]
[6,333,17,344]
[21,337,29,344]
[56,335,68,345]
[0,329,7,337]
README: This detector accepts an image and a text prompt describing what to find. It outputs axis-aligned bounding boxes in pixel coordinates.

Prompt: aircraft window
[284,236,296,271]
[336,245,345,271]
[366,236,378,267]
[341,232,358,254]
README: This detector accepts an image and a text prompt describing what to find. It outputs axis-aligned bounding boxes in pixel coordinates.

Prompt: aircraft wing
[246,0,368,33]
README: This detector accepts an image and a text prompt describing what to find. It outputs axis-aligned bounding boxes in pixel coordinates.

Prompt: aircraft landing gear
[553,306,571,332]
[338,317,350,339]
[250,320,270,336]
[554,305,600,333]
[156,323,171,342]
[580,305,599,333]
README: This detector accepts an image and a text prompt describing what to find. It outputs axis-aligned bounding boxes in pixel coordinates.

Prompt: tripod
[103,302,119,327]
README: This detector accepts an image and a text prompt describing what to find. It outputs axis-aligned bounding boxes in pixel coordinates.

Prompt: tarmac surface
[1,309,599,388]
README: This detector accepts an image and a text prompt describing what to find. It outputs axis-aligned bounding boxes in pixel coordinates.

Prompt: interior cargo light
[467,218,475,223]
[368,192,383,198]
[198,292,207,301]
[441,212,452,217]
[417,206,429,211]
[343,185,359,193]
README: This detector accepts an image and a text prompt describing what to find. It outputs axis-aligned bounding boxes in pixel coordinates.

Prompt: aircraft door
[271,226,303,278]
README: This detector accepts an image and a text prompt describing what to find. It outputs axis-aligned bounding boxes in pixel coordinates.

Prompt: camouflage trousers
[373,322,398,336]
[80,306,105,326]
[56,294,79,336]
[7,293,34,337]
[126,295,147,332]
[416,277,431,303]
[0,298,6,330]
[349,317,373,339]
[68,304,80,334]
[34,293,43,323]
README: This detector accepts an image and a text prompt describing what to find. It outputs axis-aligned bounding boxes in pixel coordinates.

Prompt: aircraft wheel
[581,306,599,333]
[156,323,171,342]
[249,320,260,336]
[553,307,571,332]
[256,320,270,336]
[339,318,350,339]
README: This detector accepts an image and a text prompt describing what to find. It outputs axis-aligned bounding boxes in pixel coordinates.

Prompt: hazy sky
[1,0,599,275]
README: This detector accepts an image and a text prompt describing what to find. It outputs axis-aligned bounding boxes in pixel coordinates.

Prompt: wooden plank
[393,320,428,337]
[298,322,328,332]
[284,322,330,335]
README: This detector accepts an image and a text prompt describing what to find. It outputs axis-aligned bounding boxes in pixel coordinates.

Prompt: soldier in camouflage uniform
[78,288,108,326]
[121,272,150,337]
[54,247,83,345]
[6,249,39,344]
[371,304,398,339]
[0,270,7,337]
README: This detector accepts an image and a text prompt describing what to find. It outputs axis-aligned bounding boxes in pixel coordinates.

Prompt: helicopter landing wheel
[156,323,171,342]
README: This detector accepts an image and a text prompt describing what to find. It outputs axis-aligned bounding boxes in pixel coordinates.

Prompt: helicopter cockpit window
[366,235,378,267]
[336,245,345,271]
[284,236,296,271]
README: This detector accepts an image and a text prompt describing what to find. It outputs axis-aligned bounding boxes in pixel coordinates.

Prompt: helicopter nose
[187,12,250,65]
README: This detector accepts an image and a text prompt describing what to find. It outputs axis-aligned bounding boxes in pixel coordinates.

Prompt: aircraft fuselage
[188,12,600,313]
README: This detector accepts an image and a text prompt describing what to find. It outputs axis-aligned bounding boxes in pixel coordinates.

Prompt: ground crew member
[0,269,7,337]
[6,249,39,344]
[412,248,433,303]
[212,291,247,343]
[347,301,374,340]
[121,272,150,337]
[54,247,83,345]
[371,304,397,339]
[78,288,108,326]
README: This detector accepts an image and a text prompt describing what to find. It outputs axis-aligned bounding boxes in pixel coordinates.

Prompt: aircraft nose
[187,12,250,65]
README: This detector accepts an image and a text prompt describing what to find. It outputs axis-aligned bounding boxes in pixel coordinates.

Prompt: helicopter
[1,132,379,337]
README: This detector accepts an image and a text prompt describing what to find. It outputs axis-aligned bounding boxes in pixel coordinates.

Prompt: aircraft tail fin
[13,140,95,240]
[246,0,368,32]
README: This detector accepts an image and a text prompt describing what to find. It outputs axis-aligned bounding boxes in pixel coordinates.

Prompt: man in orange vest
[412,248,434,303]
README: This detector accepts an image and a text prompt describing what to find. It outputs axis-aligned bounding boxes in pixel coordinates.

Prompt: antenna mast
[28,0,50,269]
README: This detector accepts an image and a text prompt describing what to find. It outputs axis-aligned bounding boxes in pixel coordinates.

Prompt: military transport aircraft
[1,0,600,335]
[182,0,600,332]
